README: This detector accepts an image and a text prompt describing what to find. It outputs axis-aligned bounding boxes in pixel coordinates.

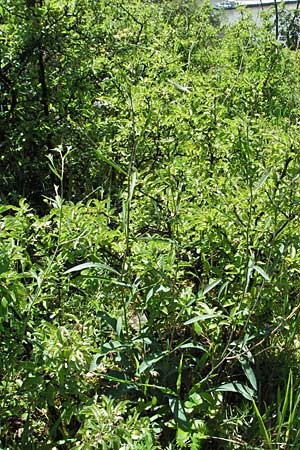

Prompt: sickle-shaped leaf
[202,279,222,296]
[184,314,220,325]
[64,262,120,276]
[213,382,255,400]
[253,265,270,281]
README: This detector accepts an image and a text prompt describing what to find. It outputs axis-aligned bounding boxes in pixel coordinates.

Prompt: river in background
[210,1,299,25]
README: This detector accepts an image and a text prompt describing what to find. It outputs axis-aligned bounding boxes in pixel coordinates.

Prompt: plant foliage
[1,0,300,448]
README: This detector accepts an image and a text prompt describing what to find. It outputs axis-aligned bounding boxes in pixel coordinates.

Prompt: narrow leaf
[253,265,270,281]
[0,205,18,214]
[64,262,120,276]
[254,167,272,194]
[245,258,254,294]
[101,340,125,353]
[167,79,192,93]
[184,314,220,325]
[94,149,127,175]
[177,342,206,351]
[47,158,62,181]
[169,398,190,430]
[213,382,255,400]
[89,341,126,370]
[239,357,257,391]
[146,287,154,302]
[137,237,176,243]
[252,399,272,445]
[100,373,176,396]
[275,370,292,442]
[202,279,222,296]
[128,170,137,205]
[176,354,183,394]
[138,352,167,374]
[116,316,123,338]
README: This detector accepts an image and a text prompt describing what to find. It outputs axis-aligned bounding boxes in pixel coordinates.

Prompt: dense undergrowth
[1,0,300,448]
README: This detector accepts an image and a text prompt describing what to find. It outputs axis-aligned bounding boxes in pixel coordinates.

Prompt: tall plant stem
[120,85,138,339]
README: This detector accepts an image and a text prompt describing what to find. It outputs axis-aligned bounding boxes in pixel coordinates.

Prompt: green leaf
[177,342,206,351]
[276,369,292,441]
[1,297,8,311]
[64,262,120,276]
[176,427,190,447]
[97,311,122,336]
[94,149,127,175]
[138,352,167,374]
[176,354,183,394]
[101,340,126,354]
[169,397,190,430]
[137,237,176,243]
[0,252,10,275]
[89,354,102,371]
[245,258,254,293]
[128,170,137,205]
[47,154,62,181]
[100,373,175,396]
[253,265,270,281]
[184,314,220,325]
[213,382,255,400]
[252,399,272,445]
[253,167,272,194]
[202,279,222,296]
[89,341,127,370]
[116,316,123,337]
[0,205,18,214]
[239,357,257,391]
[167,79,192,93]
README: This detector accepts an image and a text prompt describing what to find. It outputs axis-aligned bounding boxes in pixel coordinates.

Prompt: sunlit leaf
[177,342,206,351]
[94,149,127,175]
[253,167,272,194]
[138,352,167,374]
[128,170,137,205]
[64,262,120,275]
[202,279,222,296]
[213,382,255,400]
[239,357,257,391]
[252,399,272,445]
[253,265,270,281]
[184,314,221,325]
[169,397,190,430]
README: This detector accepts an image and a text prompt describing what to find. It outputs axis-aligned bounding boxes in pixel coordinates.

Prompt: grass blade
[252,399,272,447]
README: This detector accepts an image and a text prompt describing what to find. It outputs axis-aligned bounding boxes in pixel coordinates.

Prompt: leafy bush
[1,0,300,448]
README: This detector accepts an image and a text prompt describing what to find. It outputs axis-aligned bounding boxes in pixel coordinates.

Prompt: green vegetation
[1,0,300,448]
